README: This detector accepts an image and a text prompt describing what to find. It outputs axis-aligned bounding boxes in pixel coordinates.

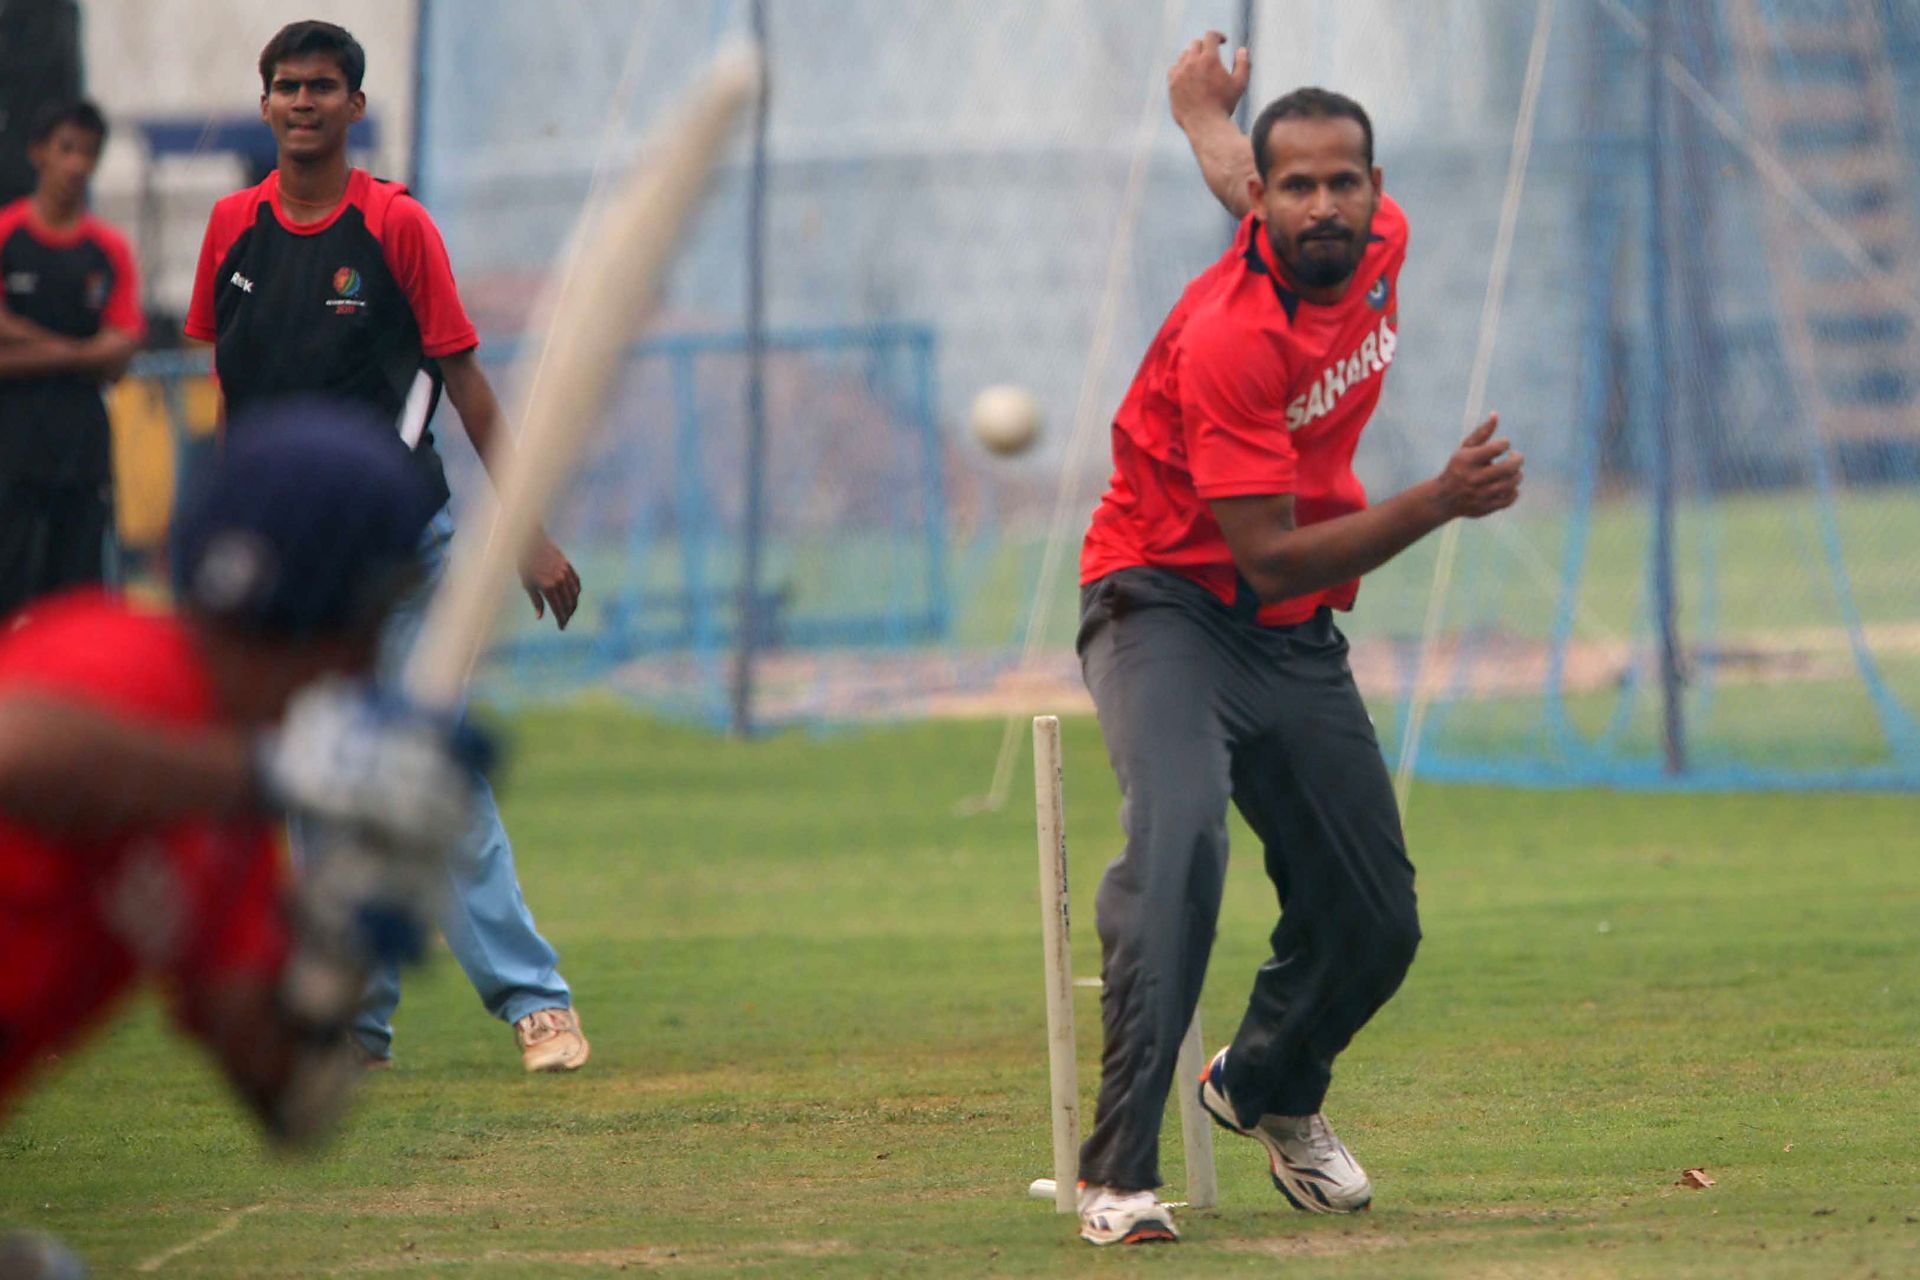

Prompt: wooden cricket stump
[1027,714,1218,1212]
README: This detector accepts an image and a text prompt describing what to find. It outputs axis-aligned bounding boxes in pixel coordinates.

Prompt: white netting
[104,0,1920,787]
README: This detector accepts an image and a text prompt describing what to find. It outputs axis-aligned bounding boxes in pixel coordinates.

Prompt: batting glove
[255,677,494,854]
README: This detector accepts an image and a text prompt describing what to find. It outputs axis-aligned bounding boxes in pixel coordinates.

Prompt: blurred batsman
[0,400,486,1146]
[1067,36,1523,1245]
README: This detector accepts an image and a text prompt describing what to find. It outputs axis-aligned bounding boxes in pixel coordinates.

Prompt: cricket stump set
[1026,714,1218,1212]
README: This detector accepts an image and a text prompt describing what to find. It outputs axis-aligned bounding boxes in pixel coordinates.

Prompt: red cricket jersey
[0,592,288,1111]
[1081,196,1408,625]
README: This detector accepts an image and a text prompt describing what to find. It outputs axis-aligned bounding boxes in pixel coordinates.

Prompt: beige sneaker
[514,1007,590,1072]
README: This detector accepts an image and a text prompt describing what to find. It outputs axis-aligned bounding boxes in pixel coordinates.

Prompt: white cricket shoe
[1076,1183,1179,1246]
[1198,1047,1373,1213]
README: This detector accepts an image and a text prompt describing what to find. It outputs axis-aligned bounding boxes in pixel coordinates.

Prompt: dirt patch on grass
[1214,1230,1412,1259]
[339,1240,852,1272]
[331,1187,555,1221]
[596,1071,718,1097]
[1213,1211,1603,1263]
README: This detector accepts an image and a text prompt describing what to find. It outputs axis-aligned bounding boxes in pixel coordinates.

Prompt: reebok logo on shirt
[1284,314,1397,432]
[229,271,254,293]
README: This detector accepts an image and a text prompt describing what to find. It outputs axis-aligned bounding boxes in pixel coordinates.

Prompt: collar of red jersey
[1241,215,1386,326]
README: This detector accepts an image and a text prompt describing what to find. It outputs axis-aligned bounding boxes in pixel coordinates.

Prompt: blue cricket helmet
[170,396,441,637]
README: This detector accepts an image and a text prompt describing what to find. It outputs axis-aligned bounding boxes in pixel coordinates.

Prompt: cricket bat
[401,47,761,709]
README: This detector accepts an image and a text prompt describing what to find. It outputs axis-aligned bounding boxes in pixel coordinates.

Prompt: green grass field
[3,708,1917,1277]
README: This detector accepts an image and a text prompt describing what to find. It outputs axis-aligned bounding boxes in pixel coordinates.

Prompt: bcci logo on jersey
[327,266,367,313]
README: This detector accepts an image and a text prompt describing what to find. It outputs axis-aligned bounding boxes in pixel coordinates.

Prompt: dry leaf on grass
[1678,1168,1716,1189]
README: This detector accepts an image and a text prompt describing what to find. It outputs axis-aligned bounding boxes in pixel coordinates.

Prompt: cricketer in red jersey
[0,593,293,1111]
[0,407,484,1147]
[1079,195,1407,625]
[1068,38,1523,1247]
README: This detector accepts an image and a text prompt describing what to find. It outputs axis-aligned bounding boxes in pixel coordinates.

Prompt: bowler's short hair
[1252,87,1375,179]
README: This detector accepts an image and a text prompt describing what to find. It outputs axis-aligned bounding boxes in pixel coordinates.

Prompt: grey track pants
[1075,567,1421,1192]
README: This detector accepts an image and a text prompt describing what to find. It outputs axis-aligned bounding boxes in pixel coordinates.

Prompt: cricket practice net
[404,0,1920,791]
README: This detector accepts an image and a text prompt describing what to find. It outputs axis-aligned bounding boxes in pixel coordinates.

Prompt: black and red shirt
[185,168,478,507]
[0,199,144,486]
[1082,197,1409,626]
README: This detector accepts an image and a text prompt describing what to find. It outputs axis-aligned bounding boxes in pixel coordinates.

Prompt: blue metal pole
[671,351,718,715]
[1647,4,1686,774]
[728,0,771,737]
[1235,0,1256,134]
[408,0,432,193]
[1233,0,1257,242]
[915,331,950,638]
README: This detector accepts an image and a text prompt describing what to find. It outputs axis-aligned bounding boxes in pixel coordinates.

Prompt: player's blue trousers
[1075,567,1420,1192]
[290,506,572,1058]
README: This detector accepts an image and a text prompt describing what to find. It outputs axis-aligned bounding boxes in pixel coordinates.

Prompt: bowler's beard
[1272,224,1365,290]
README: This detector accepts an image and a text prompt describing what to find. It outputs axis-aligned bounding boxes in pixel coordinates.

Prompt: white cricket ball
[969,384,1043,457]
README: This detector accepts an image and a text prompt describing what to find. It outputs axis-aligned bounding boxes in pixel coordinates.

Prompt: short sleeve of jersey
[381,196,478,358]
[1178,315,1298,499]
[95,223,146,340]
[185,192,254,343]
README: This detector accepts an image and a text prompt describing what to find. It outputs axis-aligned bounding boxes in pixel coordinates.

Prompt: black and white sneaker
[1076,1183,1179,1245]
[1198,1047,1373,1213]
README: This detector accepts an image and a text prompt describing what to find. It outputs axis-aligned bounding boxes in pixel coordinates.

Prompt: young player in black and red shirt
[0,100,144,619]
[185,21,589,1074]
[1068,37,1525,1245]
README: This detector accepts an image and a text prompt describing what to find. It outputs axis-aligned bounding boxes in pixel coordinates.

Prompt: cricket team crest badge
[327,266,368,312]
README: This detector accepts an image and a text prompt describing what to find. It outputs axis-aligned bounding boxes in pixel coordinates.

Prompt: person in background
[0,100,144,620]
[185,20,589,1072]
